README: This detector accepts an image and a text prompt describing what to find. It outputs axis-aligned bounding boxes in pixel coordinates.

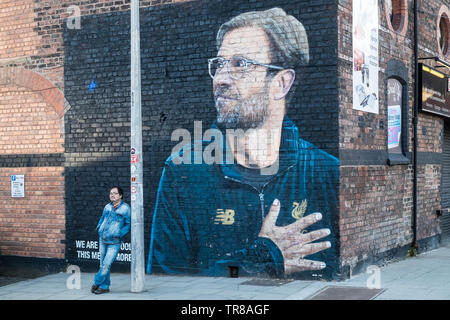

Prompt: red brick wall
[1,0,446,273]
[0,85,63,154]
[0,79,65,258]
[340,166,414,266]
[0,167,65,258]
[0,0,65,259]
[0,0,42,60]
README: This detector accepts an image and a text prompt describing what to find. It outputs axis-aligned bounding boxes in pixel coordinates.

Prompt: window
[386,60,410,165]
[385,0,408,37]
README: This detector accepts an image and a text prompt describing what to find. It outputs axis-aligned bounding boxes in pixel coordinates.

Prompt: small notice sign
[11,175,25,198]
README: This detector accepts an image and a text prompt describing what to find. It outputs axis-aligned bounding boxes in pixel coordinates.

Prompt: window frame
[437,5,450,59]
[385,0,408,38]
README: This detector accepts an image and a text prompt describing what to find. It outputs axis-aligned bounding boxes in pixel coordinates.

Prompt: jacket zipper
[258,192,265,221]
[223,174,264,218]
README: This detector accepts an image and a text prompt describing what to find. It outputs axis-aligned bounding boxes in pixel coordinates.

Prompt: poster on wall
[352,0,379,114]
[387,78,402,153]
[388,105,401,149]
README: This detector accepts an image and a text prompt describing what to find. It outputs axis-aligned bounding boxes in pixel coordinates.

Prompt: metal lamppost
[130,0,145,293]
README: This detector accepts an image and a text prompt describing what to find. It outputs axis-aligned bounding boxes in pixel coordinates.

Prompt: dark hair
[111,186,124,198]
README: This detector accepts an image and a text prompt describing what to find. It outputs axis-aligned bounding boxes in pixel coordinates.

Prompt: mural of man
[147,8,339,280]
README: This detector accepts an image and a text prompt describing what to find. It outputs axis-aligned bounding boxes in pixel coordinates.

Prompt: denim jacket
[97,201,131,245]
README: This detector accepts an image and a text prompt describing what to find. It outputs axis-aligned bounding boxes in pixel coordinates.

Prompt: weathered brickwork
[0,85,63,154]
[338,0,447,275]
[0,167,65,258]
[0,0,66,261]
[340,165,414,266]
[416,164,441,240]
[0,0,42,60]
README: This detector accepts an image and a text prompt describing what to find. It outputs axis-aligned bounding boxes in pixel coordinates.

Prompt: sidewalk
[1,245,450,300]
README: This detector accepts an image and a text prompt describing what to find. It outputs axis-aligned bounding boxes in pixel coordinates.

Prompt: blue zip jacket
[148,117,339,280]
[97,200,131,245]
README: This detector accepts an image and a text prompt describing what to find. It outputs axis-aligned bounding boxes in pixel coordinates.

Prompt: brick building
[0,0,449,280]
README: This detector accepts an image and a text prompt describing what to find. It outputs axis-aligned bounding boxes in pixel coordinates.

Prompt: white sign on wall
[353,0,379,114]
[11,174,25,198]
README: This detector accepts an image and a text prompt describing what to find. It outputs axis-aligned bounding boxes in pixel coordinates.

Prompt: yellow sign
[422,65,445,79]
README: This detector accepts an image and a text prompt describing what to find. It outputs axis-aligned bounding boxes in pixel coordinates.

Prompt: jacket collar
[112,200,123,209]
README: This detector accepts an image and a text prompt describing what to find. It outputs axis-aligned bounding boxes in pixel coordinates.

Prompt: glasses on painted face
[208,56,283,80]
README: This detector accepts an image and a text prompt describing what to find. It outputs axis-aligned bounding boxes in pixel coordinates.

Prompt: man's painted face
[213,27,274,130]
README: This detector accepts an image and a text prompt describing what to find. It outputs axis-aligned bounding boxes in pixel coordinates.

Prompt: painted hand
[258,198,331,274]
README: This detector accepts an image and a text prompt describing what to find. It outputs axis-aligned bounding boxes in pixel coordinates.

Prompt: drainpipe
[411,0,419,255]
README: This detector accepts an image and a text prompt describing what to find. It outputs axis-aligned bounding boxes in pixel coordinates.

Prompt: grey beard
[215,92,270,130]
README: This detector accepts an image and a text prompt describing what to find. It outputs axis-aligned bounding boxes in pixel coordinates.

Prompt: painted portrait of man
[147,7,339,280]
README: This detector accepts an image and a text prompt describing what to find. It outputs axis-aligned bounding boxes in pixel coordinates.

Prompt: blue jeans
[93,240,120,290]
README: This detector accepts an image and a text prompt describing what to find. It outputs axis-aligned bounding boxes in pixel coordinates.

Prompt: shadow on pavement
[0,266,53,287]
